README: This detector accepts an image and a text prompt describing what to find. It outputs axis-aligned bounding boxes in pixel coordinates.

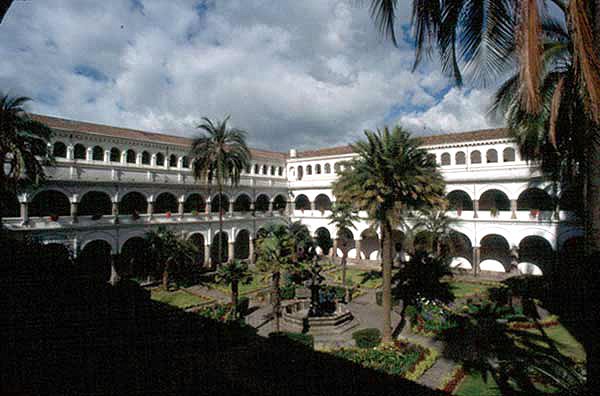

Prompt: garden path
[185,284,229,302]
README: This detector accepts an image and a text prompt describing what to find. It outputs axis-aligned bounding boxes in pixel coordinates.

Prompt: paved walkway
[185,284,229,302]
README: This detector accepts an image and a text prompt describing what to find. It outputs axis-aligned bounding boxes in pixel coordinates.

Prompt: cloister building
[2,114,583,280]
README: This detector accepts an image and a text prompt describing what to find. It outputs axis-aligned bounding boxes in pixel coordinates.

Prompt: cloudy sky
[0,0,501,151]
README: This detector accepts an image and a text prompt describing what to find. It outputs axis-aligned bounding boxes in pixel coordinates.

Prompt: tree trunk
[342,248,349,303]
[162,259,170,290]
[381,222,394,343]
[231,280,239,320]
[273,270,281,333]
[218,182,224,267]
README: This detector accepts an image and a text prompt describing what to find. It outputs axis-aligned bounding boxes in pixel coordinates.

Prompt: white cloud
[0,0,501,151]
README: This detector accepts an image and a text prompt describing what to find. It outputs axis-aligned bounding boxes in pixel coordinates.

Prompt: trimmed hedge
[269,331,314,348]
[352,328,382,348]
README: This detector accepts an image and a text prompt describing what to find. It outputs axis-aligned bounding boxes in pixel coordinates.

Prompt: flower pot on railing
[165,211,172,219]
[456,207,462,217]
[191,210,198,217]
[529,209,539,219]
[490,207,499,218]
[49,214,59,222]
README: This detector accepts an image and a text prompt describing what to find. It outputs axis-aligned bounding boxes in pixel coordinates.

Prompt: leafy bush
[280,284,296,300]
[352,328,382,348]
[269,331,314,348]
[197,303,236,323]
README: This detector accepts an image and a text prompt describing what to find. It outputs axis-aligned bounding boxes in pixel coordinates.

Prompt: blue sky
[0,0,500,151]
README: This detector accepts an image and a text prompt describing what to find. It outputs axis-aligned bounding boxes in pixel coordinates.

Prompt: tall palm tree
[190,116,251,267]
[0,94,53,229]
[333,126,446,342]
[413,207,455,258]
[215,259,253,320]
[328,201,360,289]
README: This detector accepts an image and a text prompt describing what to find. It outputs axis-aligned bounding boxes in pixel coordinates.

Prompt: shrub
[269,331,314,348]
[237,296,250,316]
[280,284,296,300]
[352,328,382,348]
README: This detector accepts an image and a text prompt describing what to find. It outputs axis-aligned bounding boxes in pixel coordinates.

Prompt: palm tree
[413,207,455,258]
[215,259,253,320]
[190,116,251,267]
[144,226,198,290]
[328,202,360,290]
[255,223,296,333]
[333,126,446,342]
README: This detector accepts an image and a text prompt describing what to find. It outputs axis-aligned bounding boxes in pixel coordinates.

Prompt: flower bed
[508,315,560,330]
[439,366,466,393]
[196,303,236,323]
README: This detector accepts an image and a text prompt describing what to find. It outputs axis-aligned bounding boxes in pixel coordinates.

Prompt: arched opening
[74,144,86,160]
[92,146,104,161]
[278,167,283,176]
[255,194,270,212]
[517,188,554,211]
[1,191,19,218]
[360,229,380,260]
[233,194,251,212]
[156,153,165,166]
[119,192,148,215]
[155,192,178,214]
[272,195,287,212]
[234,230,250,259]
[261,165,267,175]
[141,151,151,165]
[315,227,332,256]
[53,142,67,158]
[297,166,304,180]
[121,237,148,279]
[79,191,112,218]
[480,234,511,272]
[306,165,312,175]
[79,240,112,282]
[447,190,474,212]
[486,149,498,163]
[211,193,230,213]
[30,190,70,217]
[324,163,331,174]
[169,154,177,168]
[441,152,451,166]
[337,228,355,258]
[126,149,136,164]
[449,231,473,269]
[254,164,260,174]
[184,194,205,213]
[315,164,322,174]
[503,147,516,162]
[455,151,466,165]
[470,150,482,164]
[518,236,553,276]
[294,194,310,211]
[110,147,121,162]
[210,232,229,265]
[270,166,275,176]
[391,230,406,255]
[181,156,189,168]
[188,233,205,267]
[314,194,332,213]
[479,189,510,211]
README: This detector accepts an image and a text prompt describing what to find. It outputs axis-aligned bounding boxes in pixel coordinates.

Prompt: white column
[66,145,74,160]
[104,149,111,163]
[86,147,93,161]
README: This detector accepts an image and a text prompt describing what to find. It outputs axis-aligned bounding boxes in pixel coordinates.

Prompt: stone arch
[53,141,67,158]
[30,190,70,217]
[449,231,473,269]
[120,237,148,279]
[156,152,165,166]
[211,193,230,213]
[517,188,555,211]
[1,190,19,218]
[518,236,554,275]
[447,190,474,211]
[141,151,151,165]
[470,150,482,164]
[79,239,112,281]
[360,228,380,260]
[184,193,205,213]
[315,227,332,256]
[169,154,177,167]
[234,229,250,259]
[272,194,287,212]
[74,143,86,160]
[486,149,498,163]
[455,151,466,165]
[210,231,229,264]
[441,152,451,166]
[119,191,148,215]
[314,194,332,213]
[336,227,355,258]
[479,189,510,211]
[480,234,511,272]
[126,149,136,164]
[155,192,178,214]
[92,145,104,161]
[233,193,252,212]
[110,147,121,162]
[79,191,112,217]
[255,194,270,212]
[503,147,516,162]
[188,233,205,267]
[294,194,310,211]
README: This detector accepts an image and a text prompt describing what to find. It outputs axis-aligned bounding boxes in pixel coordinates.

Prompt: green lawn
[455,372,501,396]
[151,288,214,309]
[524,323,586,363]
[327,268,382,289]
[210,272,271,296]
[446,280,498,299]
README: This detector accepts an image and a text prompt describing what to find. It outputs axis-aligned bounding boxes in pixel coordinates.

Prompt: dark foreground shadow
[1,239,441,396]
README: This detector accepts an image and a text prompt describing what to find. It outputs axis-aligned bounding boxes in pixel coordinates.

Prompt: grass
[150,288,214,309]
[327,268,382,289]
[209,272,271,296]
[523,323,587,363]
[446,280,498,299]
[455,372,501,396]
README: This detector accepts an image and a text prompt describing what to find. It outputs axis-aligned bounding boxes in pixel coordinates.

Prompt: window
[92,146,104,161]
[53,142,67,158]
[315,164,321,174]
[427,153,436,164]
[297,166,303,180]
[278,167,283,176]
[141,151,151,165]
[324,163,331,174]
[441,152,451,166]
[486,149,498,163]
[503,147,516,162]
[470,150,481,164]
[74,144,86,160]
[455,151,466,165]
[182,156,189,168]
[270,166,275,175]
[306,165,312,175]
[254,164,259,174]
[169,154,177,167]
[110,147,121,162]
[156,152,165,166]
[126,149,136,164]
[262,165,268,175]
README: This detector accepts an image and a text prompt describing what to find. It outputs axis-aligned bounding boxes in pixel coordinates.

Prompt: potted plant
[49,214,59,222]
[132,210,140,220]
[456,206,462,217]
[191,209,198,217]
[529,208,539,219]
[490,207,499,218]
[165,211,172,219]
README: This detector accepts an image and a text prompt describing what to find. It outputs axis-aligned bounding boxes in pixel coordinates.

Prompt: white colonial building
[1,115,583,280]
